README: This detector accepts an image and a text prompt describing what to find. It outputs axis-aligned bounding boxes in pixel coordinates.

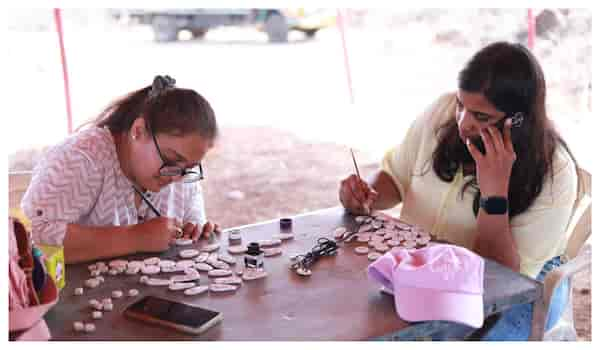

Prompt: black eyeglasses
[149,127,204,182]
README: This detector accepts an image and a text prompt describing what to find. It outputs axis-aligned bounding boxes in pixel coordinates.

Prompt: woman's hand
[339,174,378,215]
[181,221,220,242]
[135,217,182,253]
[466,119,516,197]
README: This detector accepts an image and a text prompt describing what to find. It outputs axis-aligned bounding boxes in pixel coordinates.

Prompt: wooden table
[45,207,543,340]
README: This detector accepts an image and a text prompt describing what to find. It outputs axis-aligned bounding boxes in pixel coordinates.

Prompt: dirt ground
[200,126,378,228]
[9,125,591,340]
[572,270,592,341]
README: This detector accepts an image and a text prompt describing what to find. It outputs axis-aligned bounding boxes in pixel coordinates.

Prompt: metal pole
[53,8,73,134]
[337,9,355,104]
[527,9,536,50]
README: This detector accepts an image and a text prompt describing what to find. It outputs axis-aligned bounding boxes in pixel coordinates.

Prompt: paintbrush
[132,186,183,238]
[350,148,370,214]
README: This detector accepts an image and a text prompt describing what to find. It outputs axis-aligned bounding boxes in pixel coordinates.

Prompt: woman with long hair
[339,42,580,340]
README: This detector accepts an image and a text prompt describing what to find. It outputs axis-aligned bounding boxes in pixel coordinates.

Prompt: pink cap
[368,243,485,328]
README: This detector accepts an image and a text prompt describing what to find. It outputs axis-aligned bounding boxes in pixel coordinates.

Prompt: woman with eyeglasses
[338,42,582,340]
[22,75,219,263]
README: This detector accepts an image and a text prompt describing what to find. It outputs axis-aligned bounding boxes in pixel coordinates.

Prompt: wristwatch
[479,196,508,215]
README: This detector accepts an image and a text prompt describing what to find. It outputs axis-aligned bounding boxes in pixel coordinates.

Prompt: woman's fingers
[341,177,365,212]
[188,224,201,242]
[202,222,215,239]
[466,138,483,162]
[480,128,496,155]
[167,218,184,239]
[339,174,377,215]
[486,126,505,152]
[182,222,195,238]
[349,175,369,203]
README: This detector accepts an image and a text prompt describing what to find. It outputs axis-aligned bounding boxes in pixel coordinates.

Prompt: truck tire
[303,29,318,39]
[191,28,208,40]
[152,15,178,43]
[265,13,288,43]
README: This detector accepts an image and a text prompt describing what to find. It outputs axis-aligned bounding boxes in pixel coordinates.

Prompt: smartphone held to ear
[123,295,222,335]
[470,113,524,154]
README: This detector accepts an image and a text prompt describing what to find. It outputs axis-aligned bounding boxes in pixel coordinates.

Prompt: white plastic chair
[530,168,591,341]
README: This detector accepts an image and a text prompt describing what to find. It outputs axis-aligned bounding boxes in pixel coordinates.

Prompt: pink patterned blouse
[21,127,207,246]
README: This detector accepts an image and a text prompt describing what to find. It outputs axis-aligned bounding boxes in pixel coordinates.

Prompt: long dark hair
[431,42,579,218]
[92,75,218,139]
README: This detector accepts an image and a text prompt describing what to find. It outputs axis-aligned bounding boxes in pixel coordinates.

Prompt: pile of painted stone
[71,234,295,333]
[332,212,433,262]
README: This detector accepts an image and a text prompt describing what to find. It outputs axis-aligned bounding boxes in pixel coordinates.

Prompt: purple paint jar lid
[279,217,292,230]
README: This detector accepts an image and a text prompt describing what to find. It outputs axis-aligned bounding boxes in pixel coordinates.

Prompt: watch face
[481,196,508,215]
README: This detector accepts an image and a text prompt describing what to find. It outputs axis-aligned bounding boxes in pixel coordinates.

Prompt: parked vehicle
[109,8,336,43]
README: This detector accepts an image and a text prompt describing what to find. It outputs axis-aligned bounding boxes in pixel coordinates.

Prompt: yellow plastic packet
[37,245,66,290]
[9,208,66,290]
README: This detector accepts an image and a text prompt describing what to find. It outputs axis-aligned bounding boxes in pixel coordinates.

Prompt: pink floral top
[21,127,207,246]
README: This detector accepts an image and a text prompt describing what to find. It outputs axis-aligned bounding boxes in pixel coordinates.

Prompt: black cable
[291,237,339,270]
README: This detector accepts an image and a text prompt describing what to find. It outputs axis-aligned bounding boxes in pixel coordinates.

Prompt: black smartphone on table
[123,295,223,335]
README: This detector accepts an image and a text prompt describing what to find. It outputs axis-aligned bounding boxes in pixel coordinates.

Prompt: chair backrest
[564,168,592,260]
[9,171,33,211]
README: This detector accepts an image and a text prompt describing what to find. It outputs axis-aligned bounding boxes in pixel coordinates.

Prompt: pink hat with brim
[368,243,485,329]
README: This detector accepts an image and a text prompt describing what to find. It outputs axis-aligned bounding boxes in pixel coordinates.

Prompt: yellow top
[381,92,578,278]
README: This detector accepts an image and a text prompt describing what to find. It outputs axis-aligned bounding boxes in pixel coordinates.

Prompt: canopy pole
[337,9,355,104]
[54,8,73,134]
[527,9,536,49]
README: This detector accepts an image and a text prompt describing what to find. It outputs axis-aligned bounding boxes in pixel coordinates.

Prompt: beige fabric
[381,92,578,278]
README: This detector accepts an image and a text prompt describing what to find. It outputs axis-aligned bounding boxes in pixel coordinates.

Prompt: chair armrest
[556,244,591,278]
[541,245,591,324]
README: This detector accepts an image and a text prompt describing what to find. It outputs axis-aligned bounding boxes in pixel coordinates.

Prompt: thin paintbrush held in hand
[350,148,371,214]
[132,185,184,238]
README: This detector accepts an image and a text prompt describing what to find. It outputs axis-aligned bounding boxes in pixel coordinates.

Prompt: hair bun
[149,75,176,100]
